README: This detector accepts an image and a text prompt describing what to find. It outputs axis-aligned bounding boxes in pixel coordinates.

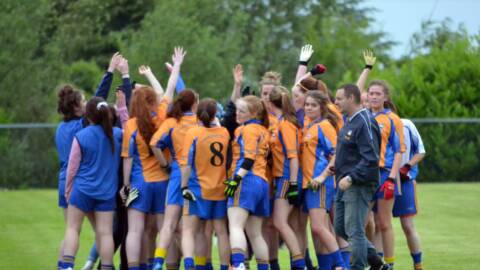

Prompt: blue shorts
[130,181,168,214]
[69,188,116,212]
[58,181,67,209]
[183,196,227,220]
[374,169,401,200]
[274,178,290,200]
[393,179,418,217]
[166,162,183,206]
[302,177,335,213]
[227,175,270,217]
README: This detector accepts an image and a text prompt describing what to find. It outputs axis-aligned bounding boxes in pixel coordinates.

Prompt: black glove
[182,186,196,201]
[224,175,242,197]
[399,164,411,182]
[286,181,300,206]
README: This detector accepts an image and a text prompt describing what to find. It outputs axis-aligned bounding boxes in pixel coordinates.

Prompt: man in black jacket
[333,84,388,270]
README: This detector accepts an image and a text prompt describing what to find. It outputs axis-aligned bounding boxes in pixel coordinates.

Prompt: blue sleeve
[388,119,401,153]
[187,139,197,166]
[94,72,113,99]
[122,77,132,107]
[175,73,186,94]
[156,129,174,152]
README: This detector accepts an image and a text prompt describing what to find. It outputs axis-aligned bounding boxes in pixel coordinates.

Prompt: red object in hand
[380,178,395,200]
[316,64,327,74]
[399,164,411,182]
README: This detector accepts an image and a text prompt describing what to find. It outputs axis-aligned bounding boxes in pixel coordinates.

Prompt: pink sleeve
[116,105,129,129]
[65,138,82,198]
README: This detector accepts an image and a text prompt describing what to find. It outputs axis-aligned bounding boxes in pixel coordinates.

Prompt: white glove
[299,44,314,64]
[125,187,139,207]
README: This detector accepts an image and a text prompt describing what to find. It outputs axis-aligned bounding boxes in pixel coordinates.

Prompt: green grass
[1,183,479,269]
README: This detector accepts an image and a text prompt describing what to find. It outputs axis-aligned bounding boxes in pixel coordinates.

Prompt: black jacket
[335,108,381,186]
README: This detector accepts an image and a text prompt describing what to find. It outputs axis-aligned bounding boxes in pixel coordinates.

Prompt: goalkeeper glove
[380,177,395,200]
[224,175,242,197]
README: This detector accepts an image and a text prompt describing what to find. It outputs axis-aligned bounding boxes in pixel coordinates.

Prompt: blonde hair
[236,95,270,128]
[260,71,282,86]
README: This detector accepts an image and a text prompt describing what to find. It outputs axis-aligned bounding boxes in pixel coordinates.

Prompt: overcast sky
[362,0,480,58]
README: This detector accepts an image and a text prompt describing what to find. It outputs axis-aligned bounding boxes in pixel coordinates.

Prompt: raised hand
[299,44,314,64]
[138,65,152,76]
[232,64,243,85]
[172,47,187,66]
[116,57,129,76]
[108,52,121,72]
[363,49,376,68]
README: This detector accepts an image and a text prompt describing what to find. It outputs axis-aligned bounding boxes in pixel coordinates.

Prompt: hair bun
[260,71,282,86]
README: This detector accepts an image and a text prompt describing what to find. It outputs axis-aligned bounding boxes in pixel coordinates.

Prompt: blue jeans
[334,184,377,270]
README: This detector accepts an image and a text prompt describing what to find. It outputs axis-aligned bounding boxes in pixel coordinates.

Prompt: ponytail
[167,89,198,121]
[130,86,157,145]
[86,97,115,153]
[269,86,299,128]
[197,98,217,127]
[260,100,270,128]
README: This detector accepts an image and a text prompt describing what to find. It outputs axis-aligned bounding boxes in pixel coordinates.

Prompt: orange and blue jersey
[231,119,270,181]
[301,119,337,188]
[150,112,198,161]
[121,98,170,184]
[386,110,406,153]
[372,109,401,169]
[180,126,230,200]
[270,118,300,179]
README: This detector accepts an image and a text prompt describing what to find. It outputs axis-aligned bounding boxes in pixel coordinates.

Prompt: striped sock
[385,256,395,268]
[269,259,279,270]
[153,248,167,270]
[101,264,114,270]
[231,250,245,268]
[257,259,269,270]
[128,262,140,270]
[291,253,306,269]
[195,256,207,270]
[62,255,75,269]
[411,252,422,269]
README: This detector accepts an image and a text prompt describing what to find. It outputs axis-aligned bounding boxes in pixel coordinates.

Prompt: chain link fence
[1,119,479,188]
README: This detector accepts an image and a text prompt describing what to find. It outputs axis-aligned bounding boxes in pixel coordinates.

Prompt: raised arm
[164,47,187,101]
[115,90,129,129]
[94,52,120,99]
[139,65,164,98]
[231,64,243,102]
[116,57,132,106]
[165,62,186,93]
[356,49,376,94]
[294,44,314,84]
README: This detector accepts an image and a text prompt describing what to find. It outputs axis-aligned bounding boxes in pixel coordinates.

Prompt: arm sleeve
[350,123,380,184]
[122,76,132,107]
[94,71,113,99]
[116,104,129,130]
[66,138,82,193]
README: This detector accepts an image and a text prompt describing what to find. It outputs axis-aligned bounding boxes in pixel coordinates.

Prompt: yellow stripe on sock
[384,256,395,264]
[154,248,167,258]
[195,256,207,266]
[414,262,423,270]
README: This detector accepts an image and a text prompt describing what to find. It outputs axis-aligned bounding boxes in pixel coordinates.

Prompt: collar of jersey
[183,111,194,116]
[244,119,262,125]
[307,117,324,129]
[371,108,391,117]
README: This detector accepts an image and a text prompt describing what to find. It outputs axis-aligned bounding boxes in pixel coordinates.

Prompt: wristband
[386,177,395,183]
[298,61,308,66]
[404,163,412,169]
[365,64,373,70]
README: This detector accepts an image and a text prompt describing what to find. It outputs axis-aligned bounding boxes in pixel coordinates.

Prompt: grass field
[1,183,479,269]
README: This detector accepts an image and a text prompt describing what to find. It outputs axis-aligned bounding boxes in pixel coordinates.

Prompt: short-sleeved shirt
[401,119,426,179]
[372,109,401,169]
[180,126,230,200]
[55,118,84,184]
[301,120,337,188]
[231,120,270,181]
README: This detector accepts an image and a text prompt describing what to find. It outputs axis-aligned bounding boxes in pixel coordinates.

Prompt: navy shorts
[58,181,68,209]
[392,179,418,217]
[302,177,335,213]
[183,196,227,220]
[375,169,401,200]
[166,162,183,206]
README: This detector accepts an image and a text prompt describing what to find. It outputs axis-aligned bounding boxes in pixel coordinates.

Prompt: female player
[225,95,270,270]
[122,86,172,270]
[302,90,346,270]
[61,97,123,270]
[150,86,199,270]
[367,80,405,269]
[179,98,231,270]
[267,86,306,269]
[393,118,426,270]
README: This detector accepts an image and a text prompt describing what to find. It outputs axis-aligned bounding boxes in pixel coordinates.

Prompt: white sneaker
[81,260,94,270]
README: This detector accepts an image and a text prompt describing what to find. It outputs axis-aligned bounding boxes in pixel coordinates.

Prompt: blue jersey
[55,118,85,184]
[74,125,122,200]
[401,119,426,180]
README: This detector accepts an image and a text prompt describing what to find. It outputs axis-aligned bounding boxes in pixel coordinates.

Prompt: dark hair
[130,86,157,145]
[197,98,217,127]
[298,76,335,103]
[368,80,397,113]
[340,83,361,104]
[269,86,299,128]
[238,95,270,128]
[57,85,83,121]
[167,89,198,121]
[85,97,114,153]
[305,91,339,131]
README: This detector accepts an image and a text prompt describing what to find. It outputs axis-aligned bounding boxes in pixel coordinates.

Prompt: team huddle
[55,45,426,270]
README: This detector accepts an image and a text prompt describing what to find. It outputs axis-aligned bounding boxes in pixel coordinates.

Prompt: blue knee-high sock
[270,259,280,270]
[258,262,269,270]
[292,258,306,269]
[139,263,148,270]
[411,252,422,269]
[330,250,345,268]
[341,250,351,269]
[148,258,155,270]
[57,260,62,270]
[220,265,228,270]
[184,257,194,270]
[305,248,315,269]
[206,261,213,270]
[317,254,331,270]
[231,252,245,268]
[62,255,75,269]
